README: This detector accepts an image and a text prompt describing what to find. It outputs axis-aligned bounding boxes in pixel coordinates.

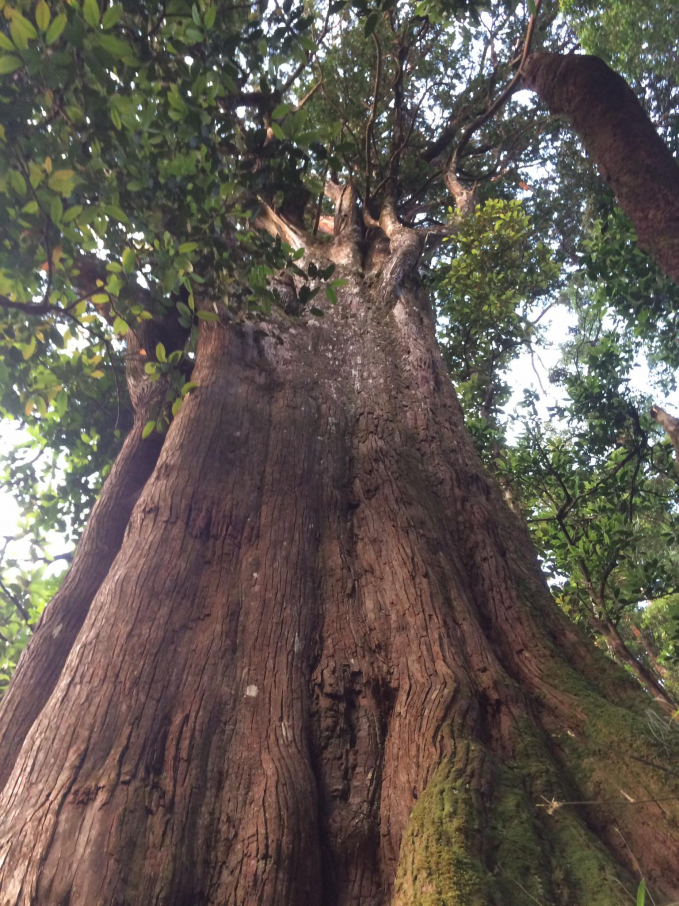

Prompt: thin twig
[450,0,543,176]
[365,32,382,202]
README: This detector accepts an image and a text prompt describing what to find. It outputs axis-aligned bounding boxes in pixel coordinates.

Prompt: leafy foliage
[436,197,559,455]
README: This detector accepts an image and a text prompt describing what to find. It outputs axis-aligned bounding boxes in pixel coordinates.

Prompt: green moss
[394,747,492,906]
[394,714,652,906]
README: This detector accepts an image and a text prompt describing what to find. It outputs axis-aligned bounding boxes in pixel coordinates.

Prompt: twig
[537,793,679,813]
[450,0,543,176]
[365,32,382,202]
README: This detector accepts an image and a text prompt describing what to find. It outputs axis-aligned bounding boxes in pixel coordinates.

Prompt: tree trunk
[0,321,173,793]
[0,248,678,904]
[523,53,679,285]
[594,613,675,709]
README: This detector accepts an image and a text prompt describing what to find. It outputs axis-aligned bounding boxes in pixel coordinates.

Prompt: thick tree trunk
[523,53,679,284]
[0,258,678,904]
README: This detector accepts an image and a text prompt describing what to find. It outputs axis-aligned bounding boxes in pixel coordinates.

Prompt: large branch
[523,53,679,284]
[651,405,679,465]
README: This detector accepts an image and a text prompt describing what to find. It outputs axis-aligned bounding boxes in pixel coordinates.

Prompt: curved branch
[448,0,543,177]
[523,52,679,284]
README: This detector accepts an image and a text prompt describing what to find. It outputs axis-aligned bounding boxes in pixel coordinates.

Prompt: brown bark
[0,320,179,792]
[0,224,678,904]
[523,53,679,284]
[651,404,679,465]
[595,614,675,710]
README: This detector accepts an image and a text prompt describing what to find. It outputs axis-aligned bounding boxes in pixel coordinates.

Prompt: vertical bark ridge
[0,273,677,905]
[0,328,169,794]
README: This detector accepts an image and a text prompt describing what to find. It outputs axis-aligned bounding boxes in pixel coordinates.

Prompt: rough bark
[594,613,675,710]
[523,53,679,284]
[651,404,679,465]
[0,231,678,905]
[0,320,178,792]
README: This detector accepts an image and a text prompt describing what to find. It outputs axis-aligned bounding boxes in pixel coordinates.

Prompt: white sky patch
[505,305,679,440]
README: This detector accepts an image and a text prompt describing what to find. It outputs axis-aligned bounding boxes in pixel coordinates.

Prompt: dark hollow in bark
[523,53,679,284]
[0,242,678,904]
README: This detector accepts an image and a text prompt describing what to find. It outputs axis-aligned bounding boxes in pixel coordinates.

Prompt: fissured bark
[0,322,172,793]
[0,271,677,905]
[523,53,679,285]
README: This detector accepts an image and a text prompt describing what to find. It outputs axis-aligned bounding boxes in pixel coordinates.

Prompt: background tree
[0,1,678,904]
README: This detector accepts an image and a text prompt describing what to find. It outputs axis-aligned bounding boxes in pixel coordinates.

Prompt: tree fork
[523,53,679,284]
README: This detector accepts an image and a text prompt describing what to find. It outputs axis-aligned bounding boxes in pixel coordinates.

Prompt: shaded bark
[0,321,179,792]
[523,53,679,284]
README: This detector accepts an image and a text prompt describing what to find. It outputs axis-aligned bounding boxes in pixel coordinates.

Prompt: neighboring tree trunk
[0,314,185,792]
[523,53,679,284]
[591,610,675,709]
[651,404,679,465]
[0,211,678,905]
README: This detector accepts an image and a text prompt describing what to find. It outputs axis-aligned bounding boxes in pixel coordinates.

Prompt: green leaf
[105,205,128,225]
[8,170,27,196]
[184,26,203,44]
[45,12,67,44]
[325,285,337,305]
[178,241,198,253]
[122,247,136,274]
[63,204,83,223]
[310,306,325,317]
[50,195,63,224]
[101,3,123,29]
[22,200,39,214]
[83,0,101,28]
[0,33,15,51]
[181,381,199,396]
[270,122,285,141]
[96,33,134,59]
[112,316,129,335]
[9,11,37,50]
[21,336,36,360]
[203,4,216,29]
[36,0,51,32]
[172,396,183,417]
[142,420,156,439]
[196,310,220,321]
[55,390,68,417]
[48,169,76,196]
[144,362,158,375]
[0,54,22,75]
[637,880,646,906]
[156,342,167,363]
[272,103,290,120]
